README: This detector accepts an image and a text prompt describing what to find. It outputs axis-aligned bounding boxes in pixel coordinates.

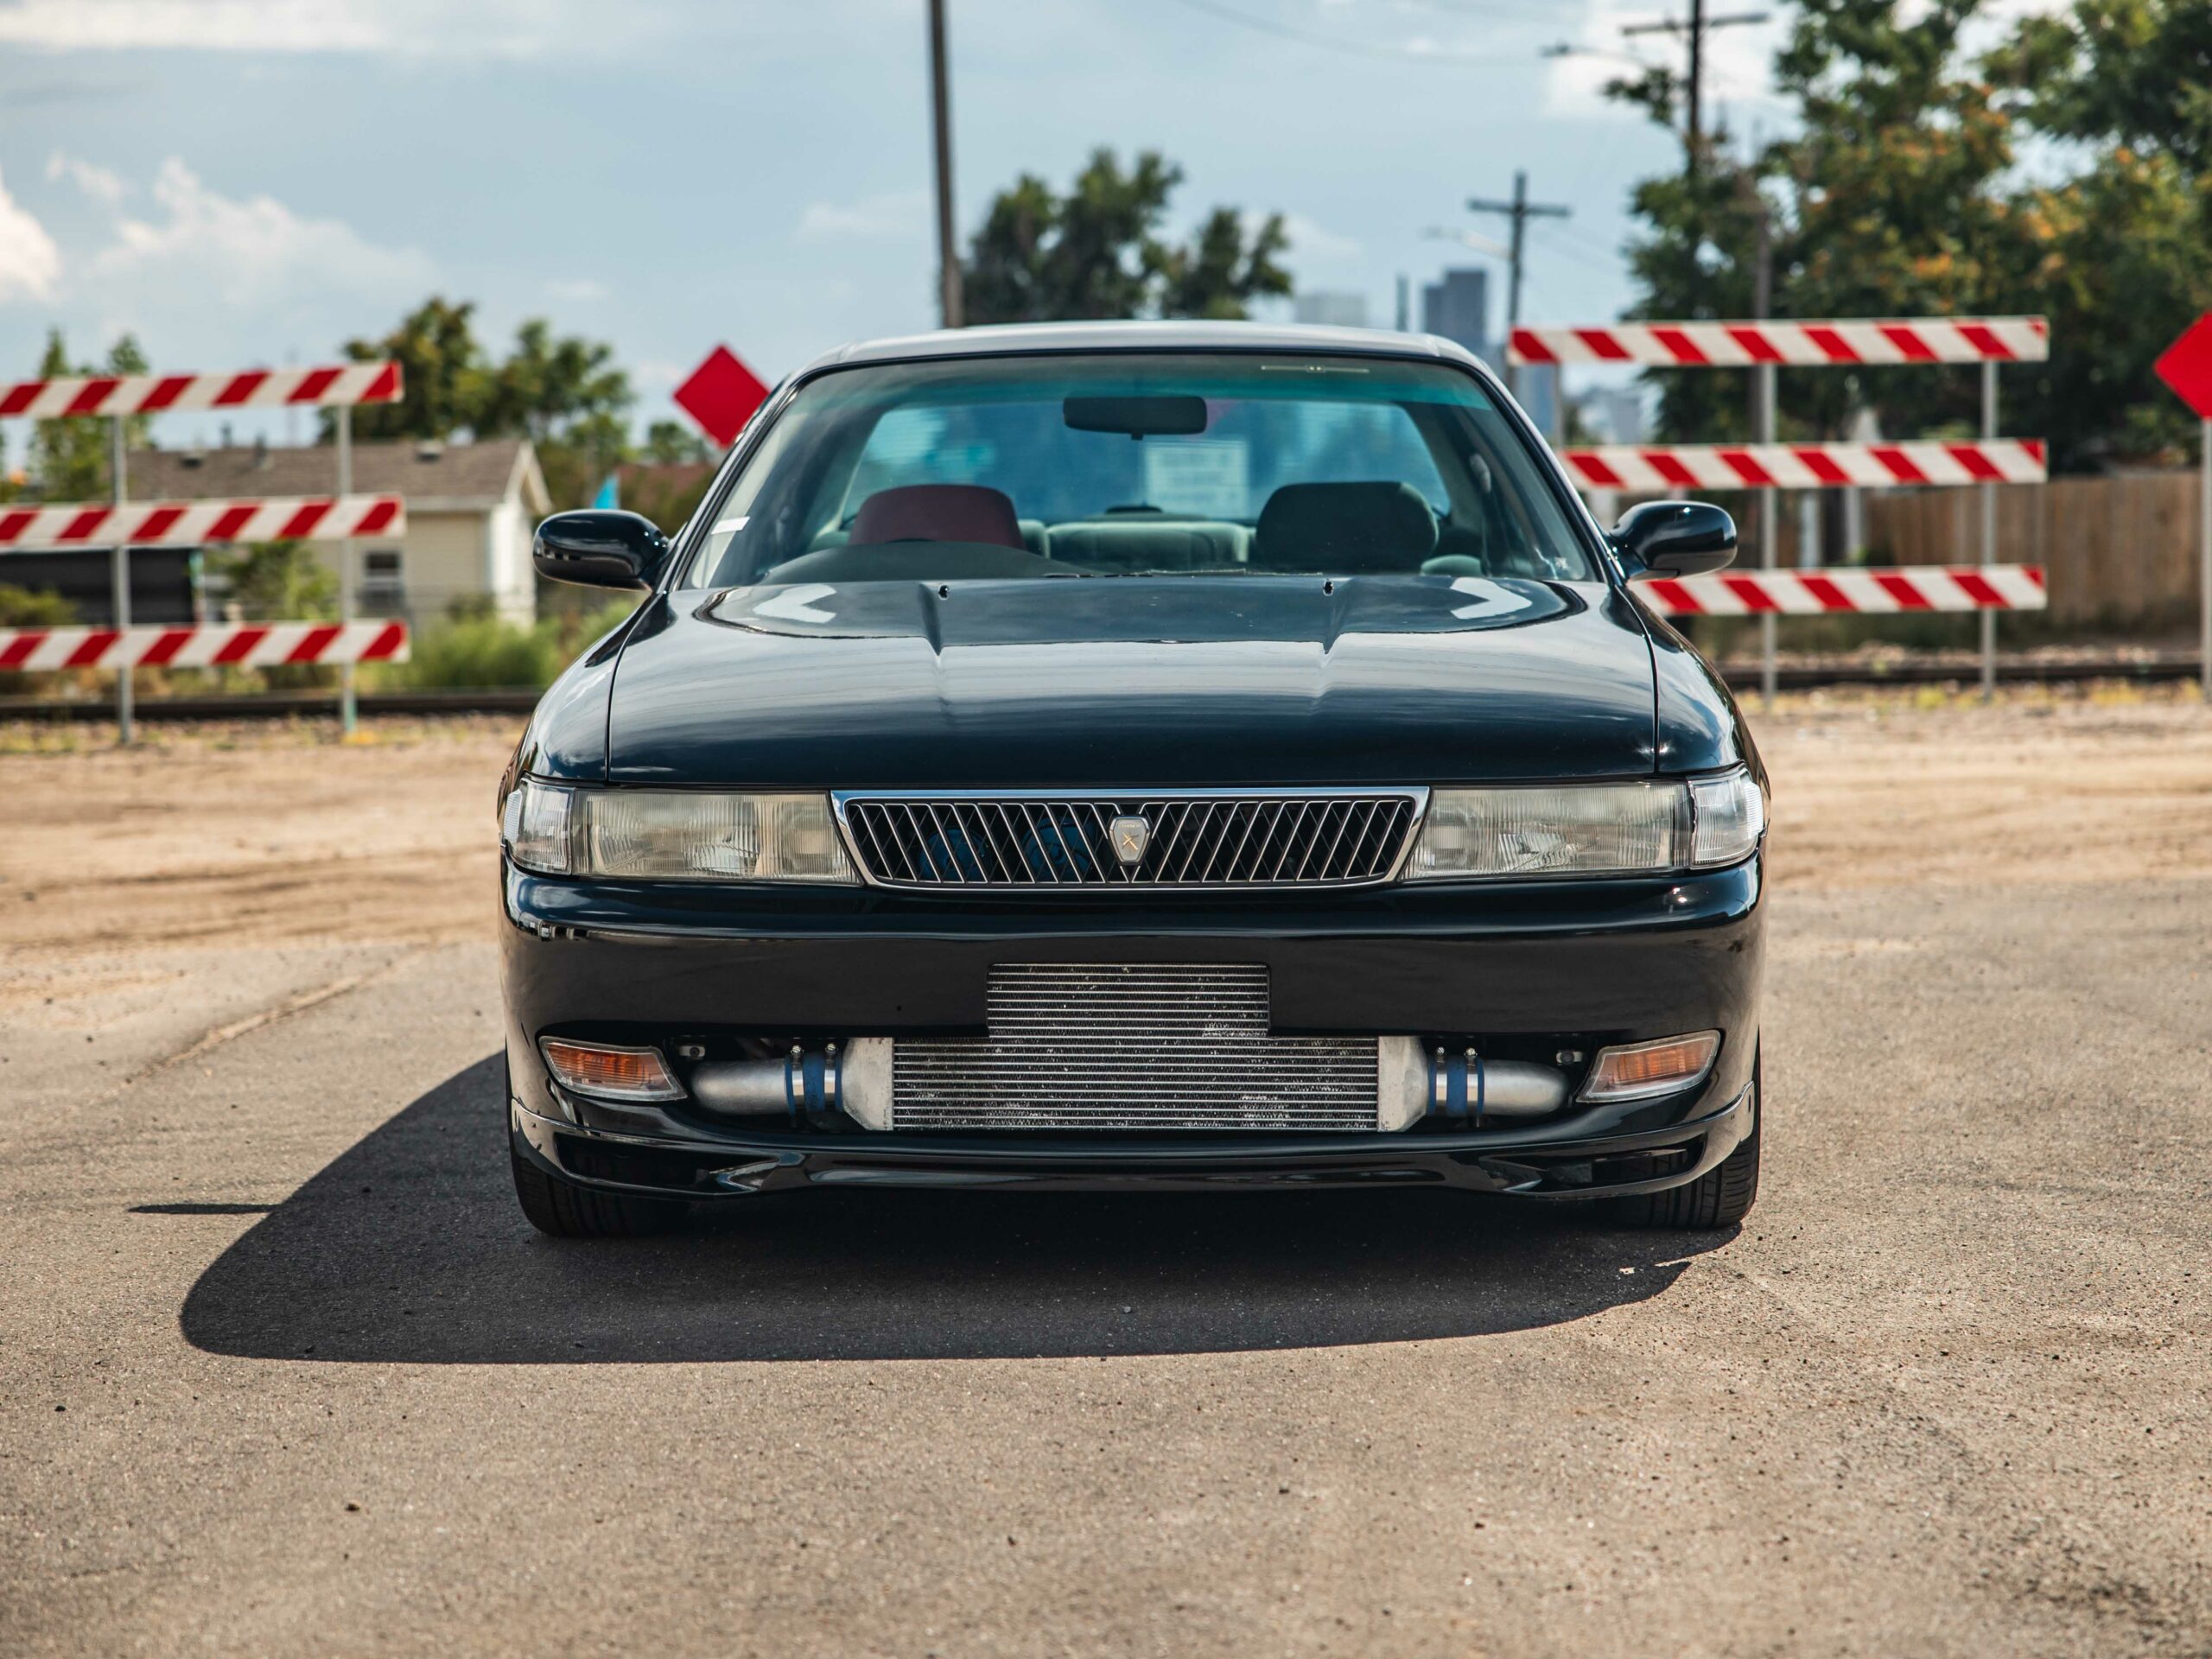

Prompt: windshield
[684,352,1600,588]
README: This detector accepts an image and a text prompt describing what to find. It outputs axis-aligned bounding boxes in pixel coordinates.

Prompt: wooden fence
[1751,469,2203,631]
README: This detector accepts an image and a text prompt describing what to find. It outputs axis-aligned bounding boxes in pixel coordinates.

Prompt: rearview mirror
[533,510,668,591]
[1610,500,1737,581]
[1063,395,1209,438]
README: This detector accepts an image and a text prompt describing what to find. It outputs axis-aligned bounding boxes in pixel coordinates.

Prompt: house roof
[124,437,550,514]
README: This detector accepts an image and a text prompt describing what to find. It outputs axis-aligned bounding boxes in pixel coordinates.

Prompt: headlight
[1688,768,1766,868]
[501,781,859,883]
[1405,768,1763,880]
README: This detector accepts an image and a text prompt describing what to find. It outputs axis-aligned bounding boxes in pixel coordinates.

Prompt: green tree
[641,419,713,466]
[28,329,152,500]
[204,541,338,622]
[0,583,74,626]
[478,320,632,507]
[334,299,633,505]
[1988,0,2212,462]
[1994,0,2212,171]
[961,149,1292,324]
[1609,0,2212,469]
[335,296,486,442]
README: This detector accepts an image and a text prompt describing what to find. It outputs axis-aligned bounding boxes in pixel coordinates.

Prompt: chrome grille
[890,963,1380,1131]
[836,790,1422,889]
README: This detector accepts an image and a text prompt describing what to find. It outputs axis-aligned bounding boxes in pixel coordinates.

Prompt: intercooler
[889,963,1382,1131]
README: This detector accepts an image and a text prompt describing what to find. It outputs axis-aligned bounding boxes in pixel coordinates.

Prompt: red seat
[850,484,1024,550]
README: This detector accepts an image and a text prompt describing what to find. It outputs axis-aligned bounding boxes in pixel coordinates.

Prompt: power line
[1382,0,1590,23]
[1160,0,1520,65]
[1620,4,1770,168]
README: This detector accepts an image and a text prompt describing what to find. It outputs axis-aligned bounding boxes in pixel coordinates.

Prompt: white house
[128,437,552,624]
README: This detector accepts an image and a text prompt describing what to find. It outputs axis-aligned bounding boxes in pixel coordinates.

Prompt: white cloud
[545,277,607,302]
[795,189,928,242]
[0,167,62,303]
[0,1,388,52]
[86,158,430,310]
[0,0,842,57]
[45,150,127,205]
[1281,213,1359,264]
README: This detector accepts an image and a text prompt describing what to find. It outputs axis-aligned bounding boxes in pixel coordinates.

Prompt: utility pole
[1622,4,1767,170]
[1751,200,1777,709]
[1466,171,1570,398]
[927,0,963,329]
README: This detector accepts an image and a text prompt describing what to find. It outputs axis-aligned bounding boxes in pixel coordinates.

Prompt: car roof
[795,319,1498,381]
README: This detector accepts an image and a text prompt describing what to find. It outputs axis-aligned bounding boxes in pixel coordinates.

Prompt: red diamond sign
[672,345,769,448]
[2154,313,2212,419]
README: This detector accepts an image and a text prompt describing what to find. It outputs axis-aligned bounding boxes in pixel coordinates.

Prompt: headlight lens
[501,781,858,883]
[1689,768,1766,868]
[1407,781,1689,879]
[1406,768,1763,880]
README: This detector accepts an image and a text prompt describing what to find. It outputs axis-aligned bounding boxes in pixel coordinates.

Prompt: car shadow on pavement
[179,1056,1733,1364]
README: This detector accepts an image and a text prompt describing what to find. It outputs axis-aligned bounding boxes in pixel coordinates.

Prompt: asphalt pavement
[3,875,2209,1656]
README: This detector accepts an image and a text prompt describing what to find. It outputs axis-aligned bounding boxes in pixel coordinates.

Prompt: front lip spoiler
[511,1082,1754,1201]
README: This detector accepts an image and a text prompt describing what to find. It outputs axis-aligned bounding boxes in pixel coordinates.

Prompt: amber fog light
[1578,1032,1720,1103]
[539,1039,683,1103]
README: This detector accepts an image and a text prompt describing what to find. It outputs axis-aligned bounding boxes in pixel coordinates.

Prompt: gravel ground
[2,690,2208,1656]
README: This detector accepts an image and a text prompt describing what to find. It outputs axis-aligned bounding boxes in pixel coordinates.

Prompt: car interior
[758,476,1568,587]
[701,372,1595,588]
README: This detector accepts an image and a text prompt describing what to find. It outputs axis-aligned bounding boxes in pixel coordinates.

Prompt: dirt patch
[3,689,2209,975]
[0,717,519,972]
[1759,684,2212,889]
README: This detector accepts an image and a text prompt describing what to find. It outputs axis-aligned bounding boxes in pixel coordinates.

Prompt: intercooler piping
[690,1039,893,1129]
[690,1046,841,1126]
[1425,1047,1570,1127]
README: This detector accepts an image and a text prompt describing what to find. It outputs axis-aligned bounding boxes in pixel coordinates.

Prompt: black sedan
[499,321,1766,1238]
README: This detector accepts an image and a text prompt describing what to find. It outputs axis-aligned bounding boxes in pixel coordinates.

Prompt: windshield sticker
[713,515,750,536]
[1142,441,1249,519]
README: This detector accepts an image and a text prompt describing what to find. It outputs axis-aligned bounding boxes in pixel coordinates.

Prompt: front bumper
[499,855,1763,1202]
[511,1077,1755,1199]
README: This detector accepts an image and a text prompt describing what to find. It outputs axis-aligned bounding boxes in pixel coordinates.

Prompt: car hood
[606,575,1658,787]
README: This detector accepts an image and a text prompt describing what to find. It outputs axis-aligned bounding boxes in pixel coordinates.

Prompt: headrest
[850,484,1025,550]
[1250,481,1439,573]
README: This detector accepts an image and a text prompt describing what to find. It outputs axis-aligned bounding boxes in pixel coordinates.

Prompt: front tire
[505,1059,690,1238]
[1608,1061,1760,1230]
[510,1140,692,1237]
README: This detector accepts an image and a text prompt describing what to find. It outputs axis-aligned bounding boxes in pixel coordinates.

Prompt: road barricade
[1511,315,2049,698]
[0,359,404,739]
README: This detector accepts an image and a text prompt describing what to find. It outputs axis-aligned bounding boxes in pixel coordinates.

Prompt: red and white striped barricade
[1505,315,2050,695]
[0,620,410,672]
[7,359,405,735]
[0,362,402,417]
[0,494,404,551]
[1556,440,2045,493]
[1508,317,2049,367]
[1639,564,2046,617]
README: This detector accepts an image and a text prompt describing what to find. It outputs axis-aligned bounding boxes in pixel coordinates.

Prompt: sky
[0,0,1819,455]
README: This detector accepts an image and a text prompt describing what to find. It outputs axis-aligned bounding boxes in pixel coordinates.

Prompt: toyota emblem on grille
[1109,814,1151,866]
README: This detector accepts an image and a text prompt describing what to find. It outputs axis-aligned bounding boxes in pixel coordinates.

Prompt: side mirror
[1610,500,1737,581]
[533,510,668,591]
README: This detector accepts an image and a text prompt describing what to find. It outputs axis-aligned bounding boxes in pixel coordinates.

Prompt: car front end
[498,322,1768,1236]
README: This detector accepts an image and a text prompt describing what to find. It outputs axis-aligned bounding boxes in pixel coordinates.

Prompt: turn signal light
[539,1039,683,1103]
[1578,1032,1720,1103]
